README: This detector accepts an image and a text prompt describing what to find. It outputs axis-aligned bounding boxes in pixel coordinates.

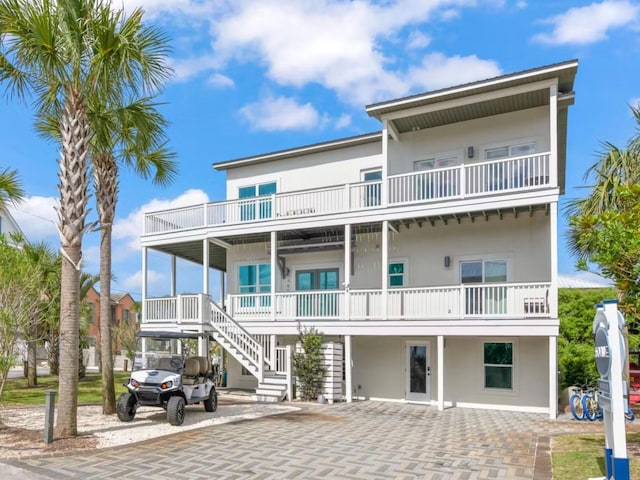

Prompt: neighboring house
[140,60,578,418]
[83,286,137,341]
[0,206,26,244]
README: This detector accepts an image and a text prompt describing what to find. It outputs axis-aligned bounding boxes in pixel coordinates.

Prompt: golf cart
[116,331,218,426]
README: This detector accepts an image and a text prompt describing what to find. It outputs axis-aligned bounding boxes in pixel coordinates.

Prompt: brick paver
[0,401,612,480]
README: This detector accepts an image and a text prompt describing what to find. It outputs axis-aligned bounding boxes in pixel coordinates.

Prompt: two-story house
[140,59,578,418]
[84,287,137,342]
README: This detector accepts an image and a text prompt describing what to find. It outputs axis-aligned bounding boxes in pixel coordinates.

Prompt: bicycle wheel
[569,393,585,420]
[583,393,599,421]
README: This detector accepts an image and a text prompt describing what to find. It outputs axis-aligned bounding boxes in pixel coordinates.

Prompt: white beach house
[140,59,578,418]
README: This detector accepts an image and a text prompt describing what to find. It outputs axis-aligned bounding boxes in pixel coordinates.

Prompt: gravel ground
[0,395,298,459]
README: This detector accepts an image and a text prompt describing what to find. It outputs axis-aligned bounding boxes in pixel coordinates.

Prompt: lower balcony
[144,282,551,325]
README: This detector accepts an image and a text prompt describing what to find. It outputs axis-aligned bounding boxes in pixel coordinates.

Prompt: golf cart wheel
[167,396,185,426]
[116,393,137,422]
[204,388,218,412]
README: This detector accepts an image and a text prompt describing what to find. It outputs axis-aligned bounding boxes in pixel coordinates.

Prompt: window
[389,261,405,287]
[461,259,508,315]
[123,309,131,325]
[483,342,513,389]
[485,142,535,161]
[238,182,277,221]
[414,155,461,199]
[361,169,382,207]
[110,306,117,325]
[238,263,271,307]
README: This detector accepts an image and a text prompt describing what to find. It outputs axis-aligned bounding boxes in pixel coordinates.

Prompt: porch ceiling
[150,204,550,264]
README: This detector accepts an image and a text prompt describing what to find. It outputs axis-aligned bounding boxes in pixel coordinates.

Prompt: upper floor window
[414,155,460,171]
[238,182,276,221]
[413,155,461,199]
[389,261,406,287]
[239,263,271,307]
[485,142,535,161]
[361,169,382,207]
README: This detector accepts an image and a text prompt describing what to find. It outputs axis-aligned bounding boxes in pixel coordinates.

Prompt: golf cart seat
[182,357,200,385]
[195,357,210,379]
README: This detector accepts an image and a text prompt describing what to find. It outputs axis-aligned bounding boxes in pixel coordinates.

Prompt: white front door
[406,342,430,402]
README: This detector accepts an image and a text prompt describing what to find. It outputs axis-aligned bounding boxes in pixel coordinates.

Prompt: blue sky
[4,0,639,299]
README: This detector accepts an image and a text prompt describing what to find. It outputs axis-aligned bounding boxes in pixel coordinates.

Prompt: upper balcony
[144,152,551,236]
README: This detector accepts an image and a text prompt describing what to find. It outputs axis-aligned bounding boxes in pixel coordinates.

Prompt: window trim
[456,254,513,283]
[413,150,462,172]
[388,258,408,288]
[481,139,537,162]
[481,339,517,392]
[237,180,278,199]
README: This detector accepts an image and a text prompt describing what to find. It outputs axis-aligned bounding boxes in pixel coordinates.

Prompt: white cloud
[532,1,640,45]
[407,53,502,91]
[119,269,166,293]
[207,73,235,88]
[113,188,210,253]
[407,31,432,49]
[8,196,58,242]
[239,95,323,131]
[516,1,527,9]
[170,56,221,83]
[335,114,352,129]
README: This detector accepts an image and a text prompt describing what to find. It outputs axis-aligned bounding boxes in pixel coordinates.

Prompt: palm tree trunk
[95,154,117,415]
[55,90,90,438]
[27,320,37,387]
[99,225,116,414]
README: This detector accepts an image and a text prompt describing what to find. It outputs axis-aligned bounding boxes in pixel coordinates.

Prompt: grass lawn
[552,433,640,480]
[1,372,131,405]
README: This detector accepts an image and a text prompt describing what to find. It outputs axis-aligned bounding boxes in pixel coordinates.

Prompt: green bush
[292,327,325,401]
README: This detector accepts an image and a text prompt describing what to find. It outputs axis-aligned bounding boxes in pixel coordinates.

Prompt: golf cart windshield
[133,337,183,373]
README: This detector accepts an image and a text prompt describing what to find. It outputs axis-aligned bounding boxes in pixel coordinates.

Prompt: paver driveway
[1,401,602,480]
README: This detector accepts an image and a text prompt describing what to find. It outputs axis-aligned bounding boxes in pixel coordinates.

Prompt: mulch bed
[0,422,96,458]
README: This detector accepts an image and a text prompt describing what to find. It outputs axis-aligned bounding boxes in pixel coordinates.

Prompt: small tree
[113,318,139,362]
[292,327,325,401]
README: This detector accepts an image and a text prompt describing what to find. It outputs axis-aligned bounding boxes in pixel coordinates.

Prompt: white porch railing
[143,152,552,234]
[222,282,551,321]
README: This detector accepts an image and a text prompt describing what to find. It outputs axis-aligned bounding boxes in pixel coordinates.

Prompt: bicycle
[569,384,589,421]
[582,387,636,422]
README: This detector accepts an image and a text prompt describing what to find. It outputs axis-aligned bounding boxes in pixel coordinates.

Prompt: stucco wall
[226,210,550,293]
[351,335,549,409]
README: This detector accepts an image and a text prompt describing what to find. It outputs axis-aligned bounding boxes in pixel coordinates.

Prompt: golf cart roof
[136,331,210,340]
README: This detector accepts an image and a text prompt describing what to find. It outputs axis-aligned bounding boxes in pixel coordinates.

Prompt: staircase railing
[209,300,264,382]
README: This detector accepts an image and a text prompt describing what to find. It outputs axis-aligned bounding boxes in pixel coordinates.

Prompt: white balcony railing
[217,282,551,322]
[143,152,552,235]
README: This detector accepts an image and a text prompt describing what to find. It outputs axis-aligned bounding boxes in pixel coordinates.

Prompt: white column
[381,220,389,318]
[437,335,445,411]
[381,120,389,207]
[198,335,208,357]
[141,246,148,323]
[548,335,557,419]
[202,239,210,295]
[271,231,277,322]
[549,83,558,187]
[345,335,353,402]
[550,201,558,318]
[220,270,226,311]
[344,224,351,321]
[170,255,176,297]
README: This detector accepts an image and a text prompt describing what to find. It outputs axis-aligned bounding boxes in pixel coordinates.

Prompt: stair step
[261,376,287,385]
[254,394,284,403]
[257,382,287,391]
[256,388,286,397]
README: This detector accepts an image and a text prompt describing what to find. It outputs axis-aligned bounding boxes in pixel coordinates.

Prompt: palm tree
[0,0,171,437]
[91,98,176,414]
[0,167,25,208]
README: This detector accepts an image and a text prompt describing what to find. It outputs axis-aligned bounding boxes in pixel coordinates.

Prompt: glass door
[461,259,507,315]
[296,268,339,317]
[362,169,382,207]
[406,342,430,402]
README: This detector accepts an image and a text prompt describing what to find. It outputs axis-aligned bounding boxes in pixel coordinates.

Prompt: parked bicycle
[582,387,636,422]
[569,384,589,421]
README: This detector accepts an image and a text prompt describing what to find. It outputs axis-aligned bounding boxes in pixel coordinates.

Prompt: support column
[549,335,558,419]
[381,120,389,207]
[220,270,226,311]
[271,231,277,322]
[345,335,353,402]
[549,83,558,187]
[381,220,389,318]
[344,224,351,321]
[170,255,176,297]
[141,246,148,323]
[202,239,209,296]
[437,335,445,411]
[550,202,558,318]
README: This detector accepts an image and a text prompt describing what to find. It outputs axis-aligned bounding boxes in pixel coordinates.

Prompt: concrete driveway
[1,401,602,480]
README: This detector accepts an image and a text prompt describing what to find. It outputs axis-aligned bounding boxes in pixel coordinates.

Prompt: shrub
[292,327,325,401]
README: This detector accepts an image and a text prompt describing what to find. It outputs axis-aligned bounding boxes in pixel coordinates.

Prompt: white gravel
[1,394,298,451]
